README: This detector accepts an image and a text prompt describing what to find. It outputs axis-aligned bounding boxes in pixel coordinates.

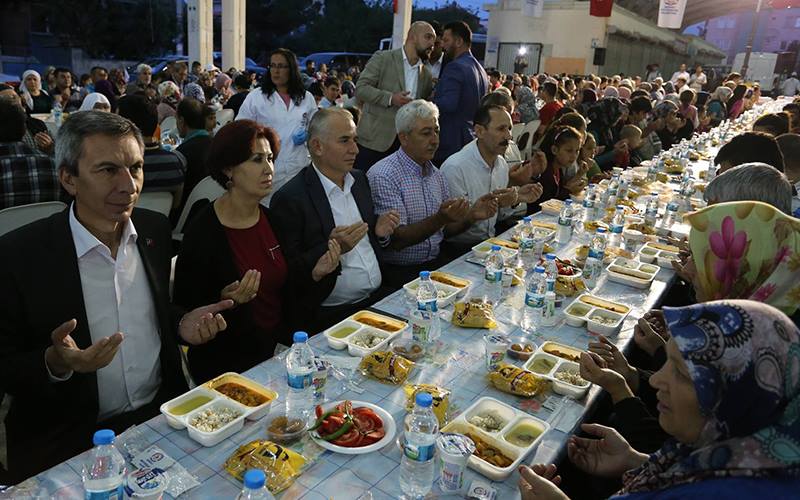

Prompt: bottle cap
[596,227,607,233]
[565,199,573,205]
[93,429,115,446]
[616,205,624,210]
[293,331,308,343]
[650,192,658,196]
[545,253,556,260]
[534,266,545,273]
[416,392,433,408]
[419,271,431,279]
[244,469,266,489]
[491,245,501,251]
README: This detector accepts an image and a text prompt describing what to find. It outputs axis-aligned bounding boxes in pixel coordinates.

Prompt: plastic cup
[437,433,476,493]
[483,333,509,371]
[312,357,330,401]
[410,309,432,343]
[124,467,168,499]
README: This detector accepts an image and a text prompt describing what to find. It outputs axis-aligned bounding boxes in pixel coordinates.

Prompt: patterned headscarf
[652,100,678,120]
[685,200,800,317]
[184,82,206,103]
[620,300,800,493]
[711,86,733,103]
[603,86,619,98]
[515,85,539,123]
[587,97,626,129]
[158,81,180,108]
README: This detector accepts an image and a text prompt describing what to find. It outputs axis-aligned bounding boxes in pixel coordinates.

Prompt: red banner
[769,0,800,8]
[590,0,614,17]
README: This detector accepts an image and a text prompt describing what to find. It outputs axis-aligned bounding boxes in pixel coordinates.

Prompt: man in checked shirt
[368,100,497,287]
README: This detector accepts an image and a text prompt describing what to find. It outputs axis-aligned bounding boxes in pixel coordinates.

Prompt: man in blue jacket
[433,21,489,165]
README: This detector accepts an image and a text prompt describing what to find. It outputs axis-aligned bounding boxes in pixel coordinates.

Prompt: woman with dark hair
[587,97,628,170]
[174,120,341,383]
[727,84,748,119]
[237,48,317,201]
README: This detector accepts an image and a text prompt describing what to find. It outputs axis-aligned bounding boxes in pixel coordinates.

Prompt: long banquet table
[17,159,713,499]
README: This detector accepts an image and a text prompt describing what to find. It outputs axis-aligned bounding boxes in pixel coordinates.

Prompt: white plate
[309,401,397,455]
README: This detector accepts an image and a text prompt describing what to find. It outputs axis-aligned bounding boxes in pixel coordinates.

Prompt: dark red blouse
[224,212,288,333]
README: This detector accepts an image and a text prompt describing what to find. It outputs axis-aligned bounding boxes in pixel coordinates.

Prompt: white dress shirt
[236,90,318,203]
[425,54,444,80]
[402,47,422,99]
[313,166,382,306]
[68,205,162,422]
[670,71,690,84]
[441,139,521,245]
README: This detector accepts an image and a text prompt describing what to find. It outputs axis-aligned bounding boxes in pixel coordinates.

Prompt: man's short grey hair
[55,110,144,176]
[395,100,439,135]
[307,107,353,143]
[136,63,152,74]
[704,162,792,215]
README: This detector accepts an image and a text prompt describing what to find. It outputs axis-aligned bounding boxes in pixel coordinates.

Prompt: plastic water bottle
[662,190,682,229]
[706,164,717,184]
[617,173,629,201]
[582,184,596,222]
[582,228,607,289]
[522,266,547,333]
[556,200,574,245]
[544,253,558,292]
[518,216,536,271]
[400,392,439,499]
[81,429,126,500]
[416,271,440,342]
[680,168,694,197]
[609,205,625,245]
[644,192,659,227]
[606,173,620,207]
[52,101,63,128]
[484,245,504,306]
[646,160,658,184]
[285,331,314,419]
[236,469,275,500]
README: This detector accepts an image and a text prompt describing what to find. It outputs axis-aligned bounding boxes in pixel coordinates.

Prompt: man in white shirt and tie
[354,21,436,171]
[270,108,401,332]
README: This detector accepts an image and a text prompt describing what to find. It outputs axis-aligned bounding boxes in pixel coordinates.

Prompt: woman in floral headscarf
[587,97,628,170]
[515,84,539,124]
[518,300,800,499]
[157,80,181,123]
[684,200,800,322]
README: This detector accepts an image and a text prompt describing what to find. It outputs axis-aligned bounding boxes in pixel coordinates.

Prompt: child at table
[535,125,586,209]
[579,133,607,184]
[618,124,644,168]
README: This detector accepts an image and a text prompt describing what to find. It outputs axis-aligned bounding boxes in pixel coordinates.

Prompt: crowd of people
[1,17,800,496]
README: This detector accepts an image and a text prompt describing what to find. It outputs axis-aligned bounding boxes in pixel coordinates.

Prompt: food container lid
[124,467,168,498]
[622,229,644,241]
[436,433,476,458]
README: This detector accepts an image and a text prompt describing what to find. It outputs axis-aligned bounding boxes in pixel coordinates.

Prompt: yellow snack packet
[487,364,549,397]
[452,299,497,329]
[359,351,414,385]
[224,440,306,493]
[403,383,450,425]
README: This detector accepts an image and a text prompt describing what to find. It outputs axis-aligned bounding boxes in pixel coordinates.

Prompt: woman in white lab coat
[237,48,317,202]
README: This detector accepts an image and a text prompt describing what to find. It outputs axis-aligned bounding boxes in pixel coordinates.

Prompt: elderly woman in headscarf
[519,299,800,500]
[78,92,111,112]
[587,97,628,170]
[157,80,181,123]
[603,86,620,99]
[213,72,233,105]
[653,100,691,150]
[19,70,53,114]
[515,85,539,123]
[184,82,206,103]
[706,86,733,127]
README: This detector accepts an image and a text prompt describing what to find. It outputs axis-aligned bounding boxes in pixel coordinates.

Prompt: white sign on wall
[522,0,544,18]
[657,0,688,29]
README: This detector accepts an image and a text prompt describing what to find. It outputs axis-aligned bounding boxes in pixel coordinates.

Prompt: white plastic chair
[512,123,525,143]
[137,192,174,217]
[0,201,67,237]
[215,109,234,132]
[518,119,541,160]
[172,176,225,241]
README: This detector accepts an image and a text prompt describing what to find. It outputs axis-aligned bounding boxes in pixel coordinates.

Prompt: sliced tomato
[352,413,376,434]
[320,414,345,435]
[315,405,324,419]
[353,407,383,428]
[335,400,353,415]
[360,428,386,445]
[331,427,362,447]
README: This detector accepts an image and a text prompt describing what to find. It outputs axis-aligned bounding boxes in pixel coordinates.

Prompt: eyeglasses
[269,64,290,70]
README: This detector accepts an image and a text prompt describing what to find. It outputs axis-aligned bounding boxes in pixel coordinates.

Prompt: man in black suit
[0,111,233,483]
[270,108,400,332]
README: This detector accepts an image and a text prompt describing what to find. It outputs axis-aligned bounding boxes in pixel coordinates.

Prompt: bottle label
[85,485,124,500]
[667,202,679,212]
[287,372,312,390]
[485,269,502,282]
[525,291,544,308]
[558,215,572,226]
[583,199,594,209]
[610,224,623,234]
[404,442,436,462]
[588,248,604,260]
[520,237,534,250]
[417,298,438,313]
[545,278,555,292]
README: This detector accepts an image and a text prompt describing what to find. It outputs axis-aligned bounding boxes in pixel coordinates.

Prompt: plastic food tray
[323,310,408,352]
[159,372,277,446]
[540,199,564,216]
[524,349,591,399]
[563,293,630,336]
[512,220,557,242]
[638,242,681,268]
[441,397,550,481]
[605,257,658,289]
[403,278,462,309]
[472,239,519,261]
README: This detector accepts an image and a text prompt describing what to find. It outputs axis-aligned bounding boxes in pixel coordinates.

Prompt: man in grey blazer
[354,21,436,172]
